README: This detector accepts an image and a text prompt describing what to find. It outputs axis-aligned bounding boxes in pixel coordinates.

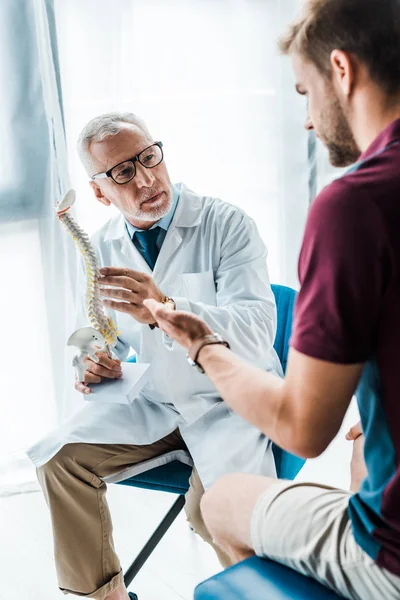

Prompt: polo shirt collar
[360,118,400,161]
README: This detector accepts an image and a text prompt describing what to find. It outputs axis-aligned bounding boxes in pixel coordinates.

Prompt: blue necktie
[134,227,160,270]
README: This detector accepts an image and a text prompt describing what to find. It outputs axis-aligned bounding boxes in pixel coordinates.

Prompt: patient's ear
[90,181,111,207]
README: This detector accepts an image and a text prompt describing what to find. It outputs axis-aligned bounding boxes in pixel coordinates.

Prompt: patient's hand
[75,351,123,395]
[346,421,368,492]
[144,299,212,350]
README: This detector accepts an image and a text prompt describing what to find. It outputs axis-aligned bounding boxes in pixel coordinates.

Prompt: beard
[319,95,361,168]
[133,187,172,222]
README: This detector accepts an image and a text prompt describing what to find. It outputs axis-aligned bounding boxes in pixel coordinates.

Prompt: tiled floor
[0,399,359,600]
[0,483,220,600]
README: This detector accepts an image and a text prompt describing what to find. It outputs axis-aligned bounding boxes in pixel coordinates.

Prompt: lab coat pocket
[179,270,217,305]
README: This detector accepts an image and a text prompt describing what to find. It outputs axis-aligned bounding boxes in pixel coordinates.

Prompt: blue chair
[269,285,304,481]
[194,286,343,599]
[115,284,309,598]
[194,557,342,599]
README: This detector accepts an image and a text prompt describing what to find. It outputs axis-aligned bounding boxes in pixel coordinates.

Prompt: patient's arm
[146,297,364,460]
[145,186,380,458]
[183,340,363,459]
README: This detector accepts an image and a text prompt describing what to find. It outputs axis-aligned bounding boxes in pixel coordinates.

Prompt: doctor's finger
[99,287,135,303]
[85,362,122,379]
[75,380,92,395]
[103,299,135,314]
[85,352,121,371]
[99,267,145,282]
[98,275,141,291]
[83,370,103,384]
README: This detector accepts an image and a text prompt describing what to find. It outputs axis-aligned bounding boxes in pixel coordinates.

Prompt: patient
[145,1,400,598]
[27,112,282,600]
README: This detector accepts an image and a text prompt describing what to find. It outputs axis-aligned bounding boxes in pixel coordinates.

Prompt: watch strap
[188,334,230,366]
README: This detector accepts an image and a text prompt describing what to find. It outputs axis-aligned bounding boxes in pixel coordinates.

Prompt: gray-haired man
[29,112,282,600]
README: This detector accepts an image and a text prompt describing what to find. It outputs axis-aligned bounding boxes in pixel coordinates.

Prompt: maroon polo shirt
[291,119,400,575]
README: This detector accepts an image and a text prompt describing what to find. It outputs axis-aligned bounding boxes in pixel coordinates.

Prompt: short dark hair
[279,0,400,95]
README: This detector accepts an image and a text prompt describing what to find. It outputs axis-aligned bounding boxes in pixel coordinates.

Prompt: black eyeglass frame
[92,141,164,185]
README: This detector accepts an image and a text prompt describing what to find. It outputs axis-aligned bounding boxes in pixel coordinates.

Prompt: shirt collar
[360,118,400,161]
[125,183,180,238]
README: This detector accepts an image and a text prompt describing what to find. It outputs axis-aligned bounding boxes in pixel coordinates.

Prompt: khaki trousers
[37,429,229,599]
[251,480,400,600]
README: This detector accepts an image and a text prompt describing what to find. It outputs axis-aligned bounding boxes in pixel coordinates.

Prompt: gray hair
[77,112,152,175]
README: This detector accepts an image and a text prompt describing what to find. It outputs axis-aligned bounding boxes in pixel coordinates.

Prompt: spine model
[56,190,119,351]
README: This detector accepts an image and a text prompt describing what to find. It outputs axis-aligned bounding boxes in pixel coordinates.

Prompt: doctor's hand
[346,421,368,492]
[99,267,164,325]
[75,351,122,395]
[144,298,212,350]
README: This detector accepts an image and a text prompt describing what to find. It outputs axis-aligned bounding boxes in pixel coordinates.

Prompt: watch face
[164,298,175,311]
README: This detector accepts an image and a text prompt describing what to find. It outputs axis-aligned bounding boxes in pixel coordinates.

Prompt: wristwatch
[149,295,176,330]
[162,296,176,311]
[187,333,230,373]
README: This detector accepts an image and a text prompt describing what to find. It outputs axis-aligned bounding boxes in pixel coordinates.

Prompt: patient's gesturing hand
[144,299,212,350]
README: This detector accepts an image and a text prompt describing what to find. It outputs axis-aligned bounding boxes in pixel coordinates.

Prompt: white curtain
[54,0,310,286]
[0,0,76,496]
[1,0,313,495]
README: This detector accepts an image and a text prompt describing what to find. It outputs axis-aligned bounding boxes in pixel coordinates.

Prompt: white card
[85,362,151,404]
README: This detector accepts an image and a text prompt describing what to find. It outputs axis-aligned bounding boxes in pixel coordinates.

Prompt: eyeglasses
[92,141,164,185]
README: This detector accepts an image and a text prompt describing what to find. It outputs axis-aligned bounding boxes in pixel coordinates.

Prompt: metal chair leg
[124,494,186,588]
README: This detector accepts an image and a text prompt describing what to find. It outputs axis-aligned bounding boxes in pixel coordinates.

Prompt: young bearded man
[146,1,400,598]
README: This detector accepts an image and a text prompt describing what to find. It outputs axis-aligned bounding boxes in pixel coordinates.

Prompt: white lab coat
[27,183,282,489]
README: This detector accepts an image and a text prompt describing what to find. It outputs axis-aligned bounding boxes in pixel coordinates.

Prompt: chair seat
[117,460,192,495]
[194,556,343,599]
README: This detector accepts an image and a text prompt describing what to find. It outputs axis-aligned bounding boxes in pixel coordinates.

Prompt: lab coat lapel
[152,183,202,278]
[153,228,182,279]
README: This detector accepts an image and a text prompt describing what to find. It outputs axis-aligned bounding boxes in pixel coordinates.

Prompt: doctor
[28,112,282,600]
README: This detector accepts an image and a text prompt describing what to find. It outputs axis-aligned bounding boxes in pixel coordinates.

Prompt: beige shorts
[250,480,400,600]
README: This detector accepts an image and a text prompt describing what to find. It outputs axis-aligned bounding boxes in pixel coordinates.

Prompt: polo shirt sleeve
[291,179,391,364]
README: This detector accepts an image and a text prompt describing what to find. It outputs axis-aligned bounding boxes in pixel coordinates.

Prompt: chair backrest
[271,284,297,372]
[270,284,305,481]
